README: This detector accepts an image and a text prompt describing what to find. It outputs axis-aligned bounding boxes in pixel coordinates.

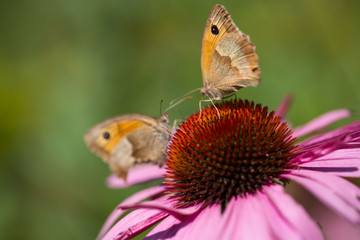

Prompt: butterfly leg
[209,98,221,119]
[197,98,220,121]
[171,118,183,133]
[223,93,236,100]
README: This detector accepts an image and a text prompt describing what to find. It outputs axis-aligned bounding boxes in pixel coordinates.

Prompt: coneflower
[99,98,360,240]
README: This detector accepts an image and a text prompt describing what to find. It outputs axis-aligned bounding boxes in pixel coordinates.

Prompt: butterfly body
[200,4,261,100]
[84,114,171,179]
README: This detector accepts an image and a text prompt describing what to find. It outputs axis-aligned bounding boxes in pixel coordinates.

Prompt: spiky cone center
[165,99,299,208]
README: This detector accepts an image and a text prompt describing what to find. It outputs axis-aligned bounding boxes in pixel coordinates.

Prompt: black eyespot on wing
[211,25,219,35]
[103,132,110,139]
[252,67,259,72]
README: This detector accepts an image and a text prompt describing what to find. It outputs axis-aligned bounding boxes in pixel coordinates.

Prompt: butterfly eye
[103,132,110,139]
[211,25,219,35]
[252,67,259,72]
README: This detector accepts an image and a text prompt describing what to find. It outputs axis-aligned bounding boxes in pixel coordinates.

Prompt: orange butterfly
[200,4,261,100]
[84,114,171,179]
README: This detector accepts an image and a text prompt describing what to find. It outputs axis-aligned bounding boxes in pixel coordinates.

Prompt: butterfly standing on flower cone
[200,4,261,100]
[84,114,171,180]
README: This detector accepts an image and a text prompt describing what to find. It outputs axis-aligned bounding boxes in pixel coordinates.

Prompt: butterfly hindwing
[200,4,261,100]
[84,114,171,179]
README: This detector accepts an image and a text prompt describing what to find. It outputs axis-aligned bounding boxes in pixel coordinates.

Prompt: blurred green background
[1,0,360,239]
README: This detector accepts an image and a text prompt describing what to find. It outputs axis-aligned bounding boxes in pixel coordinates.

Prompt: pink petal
[119,202,200,220]
[300,160,360,177]
[276,94,293,119]
[146,190,323,240]
[97,186,166,239]
[291,125,360,167]
[298,149,360,177]
[147,196,274,240]
[146,205,221,240]
[220,195,273,240]
[302,148,360,162]
[286,171,360,224]
[103,197,170,240]
[298,121,360,147]
[257,191,302,240]
[265,185,324,240]
[145,215,182,240]
[290,169,360,211]
[293,109,351,138]
[312,201,360,240]
[106,165,165,188]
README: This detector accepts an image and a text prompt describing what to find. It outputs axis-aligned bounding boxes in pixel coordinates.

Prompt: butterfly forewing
[84,114,171,179]
[200,4,260,100]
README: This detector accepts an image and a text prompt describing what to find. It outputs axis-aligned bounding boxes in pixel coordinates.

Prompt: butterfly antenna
[164,95,192,114]
[169,88,201,106]
[159,99,165,116]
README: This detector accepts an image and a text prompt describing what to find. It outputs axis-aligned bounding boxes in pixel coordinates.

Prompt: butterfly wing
[84,114,171,179]
[200,4,260,99]
[84,115,146,162]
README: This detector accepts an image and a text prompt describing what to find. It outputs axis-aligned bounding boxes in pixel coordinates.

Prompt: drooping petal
[102,197,170,240]
[119,202,200,220]
[97,186,166,239]
[290,122,360,166]
[145,215,182,240]
[300,161,360,177]
[298,149,360,177]
[265,185,324,240]
[106,165,165,188]
[286,170,360,224]
[145,205,220,240]
[145,196,275,240]
[293,109,351,138]
[298,121,360,147]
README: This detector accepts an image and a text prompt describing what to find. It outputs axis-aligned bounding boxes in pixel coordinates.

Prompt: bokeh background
[1,0,360,239]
